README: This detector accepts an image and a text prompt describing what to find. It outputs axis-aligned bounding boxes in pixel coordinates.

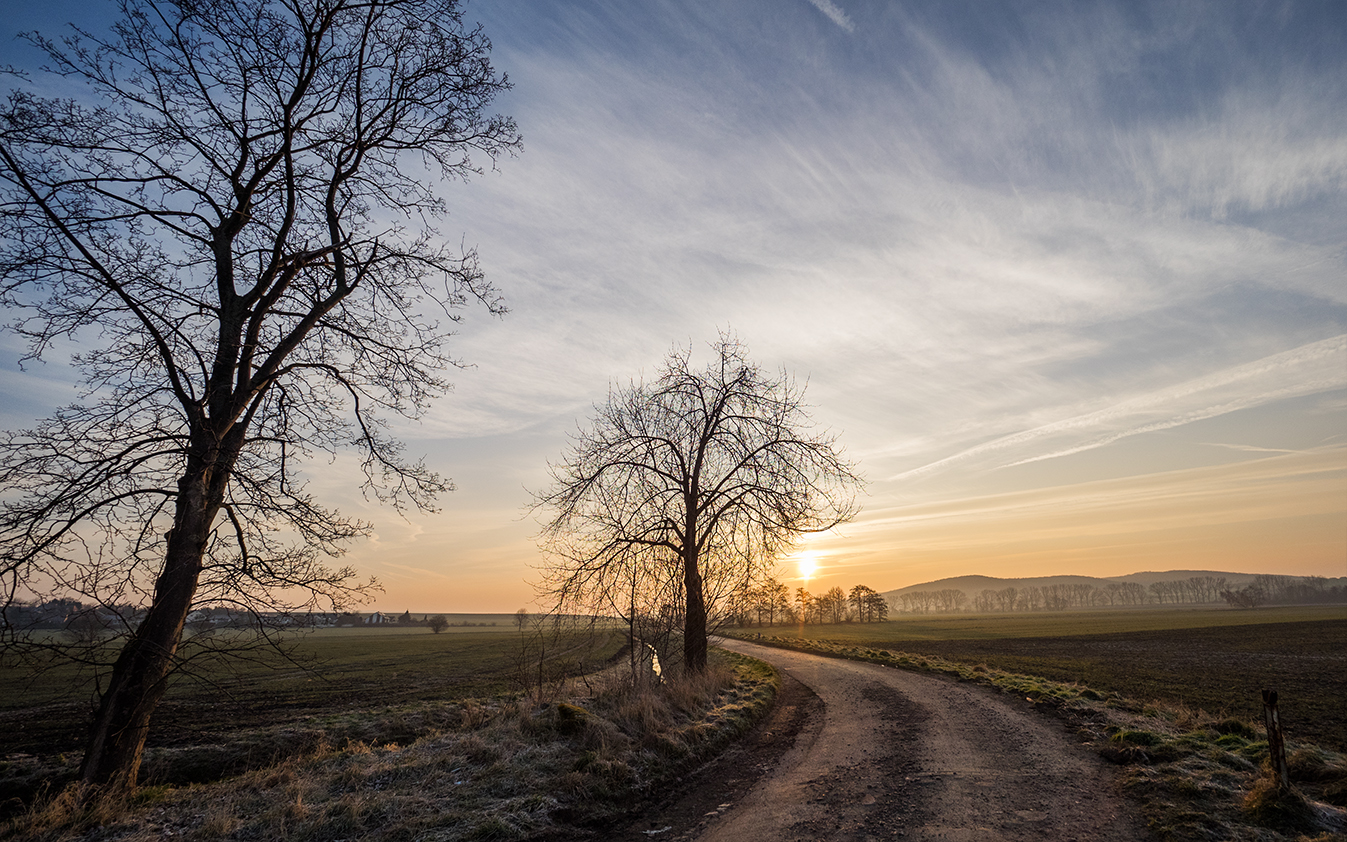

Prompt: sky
[2,0,1345,613]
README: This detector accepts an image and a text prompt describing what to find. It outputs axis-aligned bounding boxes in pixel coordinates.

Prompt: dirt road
[616,638,1154,842]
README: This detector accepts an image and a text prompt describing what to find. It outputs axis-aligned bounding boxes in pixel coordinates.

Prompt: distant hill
[880,570,1259,602]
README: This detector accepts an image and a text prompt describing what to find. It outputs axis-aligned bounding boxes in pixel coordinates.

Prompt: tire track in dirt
[622,638,1155,842]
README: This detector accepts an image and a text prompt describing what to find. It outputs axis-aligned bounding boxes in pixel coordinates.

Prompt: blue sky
[3,0,1344,611]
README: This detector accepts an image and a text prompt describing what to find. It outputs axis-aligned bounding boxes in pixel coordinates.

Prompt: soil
[584,639,1156,842]
[884,618,1347,752]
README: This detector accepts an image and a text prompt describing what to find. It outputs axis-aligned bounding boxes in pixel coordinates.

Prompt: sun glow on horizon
[797,551,818,583]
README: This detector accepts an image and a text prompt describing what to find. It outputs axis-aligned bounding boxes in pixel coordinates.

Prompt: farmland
[1,617,781,840]
[0,617,619,767]
[730,605,1347,751]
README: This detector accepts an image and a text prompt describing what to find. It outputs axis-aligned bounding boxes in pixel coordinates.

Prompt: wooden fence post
[1261,688,1290,790]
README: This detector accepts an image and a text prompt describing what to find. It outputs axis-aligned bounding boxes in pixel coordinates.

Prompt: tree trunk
[683,550,707,674]
[79,466,218,788]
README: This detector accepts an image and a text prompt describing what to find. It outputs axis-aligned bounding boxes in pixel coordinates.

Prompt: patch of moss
[555,702,589,735]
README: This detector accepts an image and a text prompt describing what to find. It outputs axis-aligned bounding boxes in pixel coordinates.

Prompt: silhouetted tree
[535,336,862,672]
[866,590,889,622]
[748,577,791,626]
[848,584,888,622]
[820,586,848,624]
[1221,585,1267,609]
[847,584,870,622]
[796,587,815,624]
[427,615,449,634]
[0,0,519,789]
[761,578,792,626]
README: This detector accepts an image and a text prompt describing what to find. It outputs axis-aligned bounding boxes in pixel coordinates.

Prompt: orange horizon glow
[350,443,1346,613]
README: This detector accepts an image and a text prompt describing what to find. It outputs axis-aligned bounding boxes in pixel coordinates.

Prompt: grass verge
[1,649,778,842]
[740,634,1347,842]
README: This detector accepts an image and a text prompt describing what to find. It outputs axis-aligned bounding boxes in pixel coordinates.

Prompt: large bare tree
[535,336,862,673]
[0,0,519,788]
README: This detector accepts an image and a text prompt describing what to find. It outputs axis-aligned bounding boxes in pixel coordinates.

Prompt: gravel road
[618,638,1155,842]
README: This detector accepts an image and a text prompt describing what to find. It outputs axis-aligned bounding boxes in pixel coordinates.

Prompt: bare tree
[756,576,791,626]
[0,0,519,789]
[820,586,847,624]
[796,587,815,624]
[866,589,889,622]
[848,584,887,622]
[535,336,862,673]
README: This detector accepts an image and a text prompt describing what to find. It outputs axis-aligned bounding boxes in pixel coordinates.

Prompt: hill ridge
[880,569,1265,599]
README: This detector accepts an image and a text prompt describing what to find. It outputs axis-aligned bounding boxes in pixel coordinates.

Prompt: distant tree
[0,0,519,789]
[762,578,792,626]
[850,584,885,622]
[935,588,968,613]
[748,578,789,626]
[535,336,862,673]
[812,588,835,624]
[822,586,848,624]
[1070,583,1099,607]
[1221,586,1267,609]
[514,608,530,632]
[1043,584,1069,611]
[866,591,889,622]
[796,588,814,624]
[1019,586,1044,611]
[427,615,449,634]
[64,609,112,645]
[1118,582,1147,605]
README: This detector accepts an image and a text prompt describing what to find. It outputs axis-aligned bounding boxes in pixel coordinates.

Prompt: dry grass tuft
[1243,776,1318,834]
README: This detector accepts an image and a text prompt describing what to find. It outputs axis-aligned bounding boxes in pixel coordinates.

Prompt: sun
[797,551,818,582]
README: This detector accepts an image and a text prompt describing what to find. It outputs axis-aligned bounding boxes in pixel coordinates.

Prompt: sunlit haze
[2,1,1344,612]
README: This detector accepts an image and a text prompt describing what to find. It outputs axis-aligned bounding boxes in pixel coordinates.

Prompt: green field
[0,619,624,759]
[731,605,1347,751]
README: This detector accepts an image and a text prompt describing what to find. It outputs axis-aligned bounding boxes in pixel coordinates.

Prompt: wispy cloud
[889,335,1347,481]
[1200,443,1297,455]
[805,0,855,33]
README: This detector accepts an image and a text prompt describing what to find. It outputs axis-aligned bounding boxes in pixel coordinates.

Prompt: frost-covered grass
[1,650,778,842]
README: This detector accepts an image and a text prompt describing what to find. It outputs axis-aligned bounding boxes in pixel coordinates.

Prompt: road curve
[691,638,1154,842]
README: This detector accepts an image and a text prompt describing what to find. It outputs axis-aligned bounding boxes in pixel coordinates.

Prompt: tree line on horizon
[734,579,889,625]
[892,574,1346,615]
